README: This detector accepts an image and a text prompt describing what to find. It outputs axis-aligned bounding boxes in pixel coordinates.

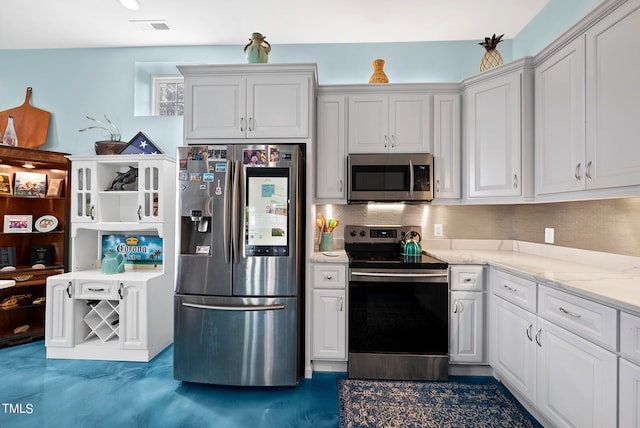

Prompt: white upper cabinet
[535,0,640,199]
[585,0,640,190]
[179,64,316,141]
[433,94,461,200]
[316,93,347,201]
[348,93,431,153]
[463,58,534,201]
[535,37,586,195]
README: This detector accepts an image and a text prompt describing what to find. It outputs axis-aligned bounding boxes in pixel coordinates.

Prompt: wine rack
[83,300,120,342]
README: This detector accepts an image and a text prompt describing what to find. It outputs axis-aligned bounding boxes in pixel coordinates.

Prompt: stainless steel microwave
[347,153,434,202]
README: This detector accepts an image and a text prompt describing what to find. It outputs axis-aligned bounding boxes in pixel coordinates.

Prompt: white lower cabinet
[620,358,640,428]
[311,263,347,362]
[449,265,485,364]
[45,272,171,362]
[490,268,618,427]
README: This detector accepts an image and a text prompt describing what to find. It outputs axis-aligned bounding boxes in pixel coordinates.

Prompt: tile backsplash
[317,197,640,257]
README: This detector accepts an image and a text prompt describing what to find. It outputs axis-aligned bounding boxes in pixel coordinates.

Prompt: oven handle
[351,272,448,279]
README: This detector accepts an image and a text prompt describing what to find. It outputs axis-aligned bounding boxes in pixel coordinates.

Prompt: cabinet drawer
[621,312,640,365]
[311,264,346,289]
[538,284,617,351]
[491,269,536,312]
[450,265,484,291]
[75,279,120,299]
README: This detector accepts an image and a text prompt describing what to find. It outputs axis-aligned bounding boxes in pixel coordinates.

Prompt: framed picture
[46,178,64,197]
[3,214,33,233]
[14,172,46,198]
[119,132,163,155]
[0,173,11,195]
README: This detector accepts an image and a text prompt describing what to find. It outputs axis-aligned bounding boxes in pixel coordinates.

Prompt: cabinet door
[71,161,97,223]
[491,295,537,403]
[45,278,74,348]
[248,75,309,138]
[466,72,524,198]
[348,95,389,153]
[311,289,346,360]
[388,94,430,152]
[535,37,586,195]
[620,358,640,428]
[585,1,640,190]
[120,281,147,350]
[316,95,346,200]
[450,291,484,363]
[137,160,162,222]
[536,318,617,428]
[183,76,246,139]
[433,94,461,199]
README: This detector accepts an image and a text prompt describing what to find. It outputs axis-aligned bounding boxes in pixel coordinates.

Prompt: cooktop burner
[344,225,448,270]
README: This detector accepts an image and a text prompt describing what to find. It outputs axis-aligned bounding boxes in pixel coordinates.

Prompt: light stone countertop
[425,240,640,316]
[310,250,349,264]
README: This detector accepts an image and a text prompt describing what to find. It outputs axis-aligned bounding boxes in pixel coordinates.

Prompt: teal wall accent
[0,0,595,156]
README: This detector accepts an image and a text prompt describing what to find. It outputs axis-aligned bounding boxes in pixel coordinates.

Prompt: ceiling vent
[129,20,171,31]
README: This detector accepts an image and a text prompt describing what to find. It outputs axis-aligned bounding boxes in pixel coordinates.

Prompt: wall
[318,197,640,257]
[0,0,594,157]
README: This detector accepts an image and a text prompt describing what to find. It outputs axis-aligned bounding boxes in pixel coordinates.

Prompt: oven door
[348,268,449,380]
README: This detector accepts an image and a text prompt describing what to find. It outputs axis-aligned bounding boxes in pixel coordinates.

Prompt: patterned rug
[338,378,542,428]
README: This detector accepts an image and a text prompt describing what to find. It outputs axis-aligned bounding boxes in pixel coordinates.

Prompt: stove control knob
[359,230,366,237]
[350,230,356,237]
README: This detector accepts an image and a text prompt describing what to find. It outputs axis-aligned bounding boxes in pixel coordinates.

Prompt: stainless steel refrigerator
[174,144,304,386]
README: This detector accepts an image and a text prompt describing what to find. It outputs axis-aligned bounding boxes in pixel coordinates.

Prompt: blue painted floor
[0,341,345,428]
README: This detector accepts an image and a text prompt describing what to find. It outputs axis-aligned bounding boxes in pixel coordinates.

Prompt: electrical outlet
[545,228,555,244]
[434,224,443,237]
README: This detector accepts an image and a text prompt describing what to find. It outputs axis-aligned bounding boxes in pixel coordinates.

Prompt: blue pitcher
[102,251,125,274]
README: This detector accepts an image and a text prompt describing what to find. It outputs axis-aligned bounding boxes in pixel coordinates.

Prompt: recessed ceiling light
[119,0,140,11]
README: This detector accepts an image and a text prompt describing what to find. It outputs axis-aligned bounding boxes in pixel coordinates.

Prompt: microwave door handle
[409,159,415,196]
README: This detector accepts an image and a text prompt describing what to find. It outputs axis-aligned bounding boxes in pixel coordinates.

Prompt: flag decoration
[119,131,163,154]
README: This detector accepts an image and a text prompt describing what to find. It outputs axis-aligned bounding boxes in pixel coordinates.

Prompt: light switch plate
[434,224,443,237]
[545,228,554,244]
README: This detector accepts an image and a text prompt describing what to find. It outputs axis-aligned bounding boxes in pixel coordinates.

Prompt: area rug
[338,378,542,428]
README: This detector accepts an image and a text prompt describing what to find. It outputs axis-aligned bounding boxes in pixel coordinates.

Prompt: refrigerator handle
[223,160,232,263]
[182,302,286,312]
[231,160,241,264]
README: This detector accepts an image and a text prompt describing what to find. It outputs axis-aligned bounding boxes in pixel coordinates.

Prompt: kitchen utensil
[315,217,324,244]
[403,231,422,256]
[0,88,50,148]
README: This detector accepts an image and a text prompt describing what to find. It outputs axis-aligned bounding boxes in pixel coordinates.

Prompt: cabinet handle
[436,179,441,193]
[137,205,142,220]
[535,328,542,347]
[391,135,396,147]
[503,284,518,292]
[453,301,462,314]
[526,323,533,341]
[338,297,343,312]
[575,163,582,181]
[66,281,73,298]
[326,275,332,280]
[240,117,244,132]
[513,174,519,189]
[87,287,105,292]
[118,282,124,300]
[384,135,388,148]
[89,205,95,220]
[559,307,582,318]
[248,117,253,132]
[338,179,343,192]
[463,277,472,283]
[585,161,593,180]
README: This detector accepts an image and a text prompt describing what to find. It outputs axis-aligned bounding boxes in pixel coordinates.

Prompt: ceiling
[1,0,550,50]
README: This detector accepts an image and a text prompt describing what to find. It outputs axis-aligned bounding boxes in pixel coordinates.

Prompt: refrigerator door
[173,294,299,386]
[176,145,233,296]
[231,145,302,297]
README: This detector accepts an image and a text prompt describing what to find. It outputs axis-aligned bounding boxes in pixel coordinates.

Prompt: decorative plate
[35,215,58,233]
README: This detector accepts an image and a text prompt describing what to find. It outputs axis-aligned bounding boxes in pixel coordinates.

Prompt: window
[151,76,184,116]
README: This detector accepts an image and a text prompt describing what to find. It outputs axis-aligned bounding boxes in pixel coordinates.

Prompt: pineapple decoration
[479,33,504,72]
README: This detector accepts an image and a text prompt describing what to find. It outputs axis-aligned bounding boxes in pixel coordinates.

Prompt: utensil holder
[319,232,334,252]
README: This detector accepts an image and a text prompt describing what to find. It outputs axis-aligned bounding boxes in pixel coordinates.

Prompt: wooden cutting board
[0,87,50,148]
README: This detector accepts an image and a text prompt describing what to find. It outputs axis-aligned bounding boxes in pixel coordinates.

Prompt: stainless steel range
[345,225,449,381]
